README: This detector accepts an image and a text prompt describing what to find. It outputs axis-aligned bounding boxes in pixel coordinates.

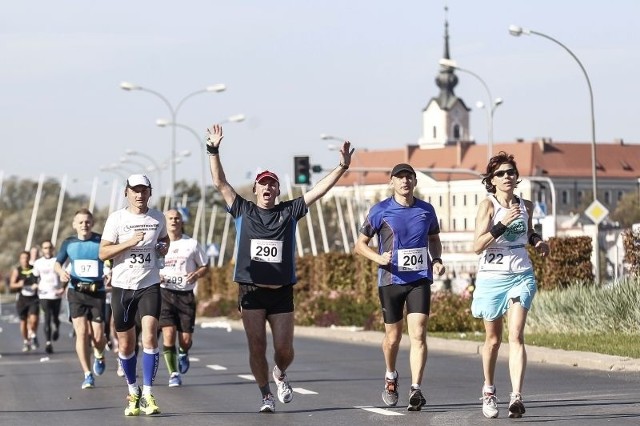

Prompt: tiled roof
[338,140,640,186]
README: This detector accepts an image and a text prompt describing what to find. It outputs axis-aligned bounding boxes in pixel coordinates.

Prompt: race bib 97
[75,260,99,277]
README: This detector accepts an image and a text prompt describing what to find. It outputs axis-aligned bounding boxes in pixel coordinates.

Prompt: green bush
[199,236,596,333]
[528,236,594,290]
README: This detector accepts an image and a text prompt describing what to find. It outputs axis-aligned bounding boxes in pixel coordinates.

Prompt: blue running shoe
[178,352,190,374]
[82,374,95,389]
[93,356,106,376]
[168,373,182,387]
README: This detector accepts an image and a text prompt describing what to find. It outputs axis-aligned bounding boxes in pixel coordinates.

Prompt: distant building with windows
[328,15,640,278]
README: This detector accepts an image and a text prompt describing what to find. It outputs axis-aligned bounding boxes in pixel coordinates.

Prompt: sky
[2,0,640,208]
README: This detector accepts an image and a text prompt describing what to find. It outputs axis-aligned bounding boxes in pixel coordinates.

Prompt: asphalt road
[0,302,638,425]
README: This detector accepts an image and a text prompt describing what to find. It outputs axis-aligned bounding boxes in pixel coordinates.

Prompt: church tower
[419,11,471,149]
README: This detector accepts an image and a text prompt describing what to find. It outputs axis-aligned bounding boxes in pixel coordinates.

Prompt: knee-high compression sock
[119,352,138,391]
[142,347,160,388]
[163,345,177,374]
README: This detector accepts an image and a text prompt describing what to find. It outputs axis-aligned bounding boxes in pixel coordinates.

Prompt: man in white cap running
[99,174,169,416]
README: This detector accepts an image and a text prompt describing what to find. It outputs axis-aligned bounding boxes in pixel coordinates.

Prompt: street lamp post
[509,24,600,281]
[475,98,504,159]
[120,82,226,208]
[439,58,502,160]
[156,114,245,243]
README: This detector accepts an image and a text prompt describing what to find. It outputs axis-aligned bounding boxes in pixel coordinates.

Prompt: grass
[433,331,640,359]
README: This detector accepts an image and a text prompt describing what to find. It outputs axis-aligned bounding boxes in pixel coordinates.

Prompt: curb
[198,317,640,373]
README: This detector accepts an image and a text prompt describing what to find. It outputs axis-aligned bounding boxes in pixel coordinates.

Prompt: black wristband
[489,222,508,239]
[528,232,542,246]
[206,144,219,155]
[431,257,443,265]
[339,162,349,170]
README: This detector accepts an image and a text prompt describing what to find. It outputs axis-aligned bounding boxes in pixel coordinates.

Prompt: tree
[611,191,640,227]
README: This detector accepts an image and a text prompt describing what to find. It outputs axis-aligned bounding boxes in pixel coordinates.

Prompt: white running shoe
[273,367,293,403]
[508,392,525,418]
[382,374,399,407]
[259,394,276,413]
[481,389,499,419]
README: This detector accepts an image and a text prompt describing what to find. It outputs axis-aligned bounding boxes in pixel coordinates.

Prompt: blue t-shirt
[56,232,105,291]
[360,197,440,286]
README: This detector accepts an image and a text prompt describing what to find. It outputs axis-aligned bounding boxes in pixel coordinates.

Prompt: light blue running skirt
[471,270,536,321]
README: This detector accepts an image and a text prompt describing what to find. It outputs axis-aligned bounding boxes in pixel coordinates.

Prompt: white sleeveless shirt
[477,195,532,275]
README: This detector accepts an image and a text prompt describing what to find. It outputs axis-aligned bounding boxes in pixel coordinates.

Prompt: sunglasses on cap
[493,168,517,178]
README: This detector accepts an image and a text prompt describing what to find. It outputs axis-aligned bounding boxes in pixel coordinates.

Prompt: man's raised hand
[206,124,224,148]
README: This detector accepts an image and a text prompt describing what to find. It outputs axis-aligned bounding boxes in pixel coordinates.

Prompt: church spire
[435,6,458,108]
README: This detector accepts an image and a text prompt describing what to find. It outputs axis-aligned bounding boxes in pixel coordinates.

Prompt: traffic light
[293,156,310,185]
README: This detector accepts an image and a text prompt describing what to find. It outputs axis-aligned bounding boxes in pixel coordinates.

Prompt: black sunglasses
[493,168,517,178]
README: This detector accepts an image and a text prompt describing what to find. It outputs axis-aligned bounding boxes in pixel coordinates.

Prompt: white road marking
[354,406,404,416]
[200,321,232,332]
[237,375,318,395]
[206,364,227,370]
[292,387,317,395]
[190,357,200,362]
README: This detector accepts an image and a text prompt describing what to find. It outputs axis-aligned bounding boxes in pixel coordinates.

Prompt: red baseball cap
[255,170,280,184]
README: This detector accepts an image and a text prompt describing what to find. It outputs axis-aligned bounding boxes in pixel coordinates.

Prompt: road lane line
[206,364,227,370]
[354,406,404,416]
[292,387,317,395]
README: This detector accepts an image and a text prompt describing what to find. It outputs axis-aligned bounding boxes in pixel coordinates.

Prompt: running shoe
[140,393,161,415]
[30,335,39,349]
[124,387,141,416]
[259,393,276,413]
[169,372,182,387]
[481,388,499,419]
[407,387,426,411]
[508,392,525,418]
[273,367,293,403]
[52,326,59,342]
[178,352,190,374]
[116,359,125,377]
[45,342,53,354]
[381,374,399,407]
[22,342,31,352]
[93,355,106,376]
[81,374,95,390]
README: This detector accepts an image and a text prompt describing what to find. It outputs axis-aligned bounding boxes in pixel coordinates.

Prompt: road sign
[532,201,547,220]
[585,200,609,225]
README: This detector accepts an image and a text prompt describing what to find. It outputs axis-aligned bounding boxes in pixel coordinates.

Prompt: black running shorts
[159,288,196,333]
[111,284,161,332]
[67,289,106,322]
[237,284,294,315]
[16,294,40,320]
[378,279,432,324]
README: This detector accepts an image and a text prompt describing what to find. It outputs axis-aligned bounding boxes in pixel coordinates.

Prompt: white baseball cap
[126,174,152,188]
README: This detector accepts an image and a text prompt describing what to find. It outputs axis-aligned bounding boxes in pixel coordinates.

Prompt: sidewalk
[198,317,640,373]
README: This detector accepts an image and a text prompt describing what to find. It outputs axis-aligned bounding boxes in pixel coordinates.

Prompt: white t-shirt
[160,234,208,292]
[101,207,168,290]
[32,256,62,300]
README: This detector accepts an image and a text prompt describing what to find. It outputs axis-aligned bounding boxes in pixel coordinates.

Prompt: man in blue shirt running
[356,163,445,412]
[55,208,108,390]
